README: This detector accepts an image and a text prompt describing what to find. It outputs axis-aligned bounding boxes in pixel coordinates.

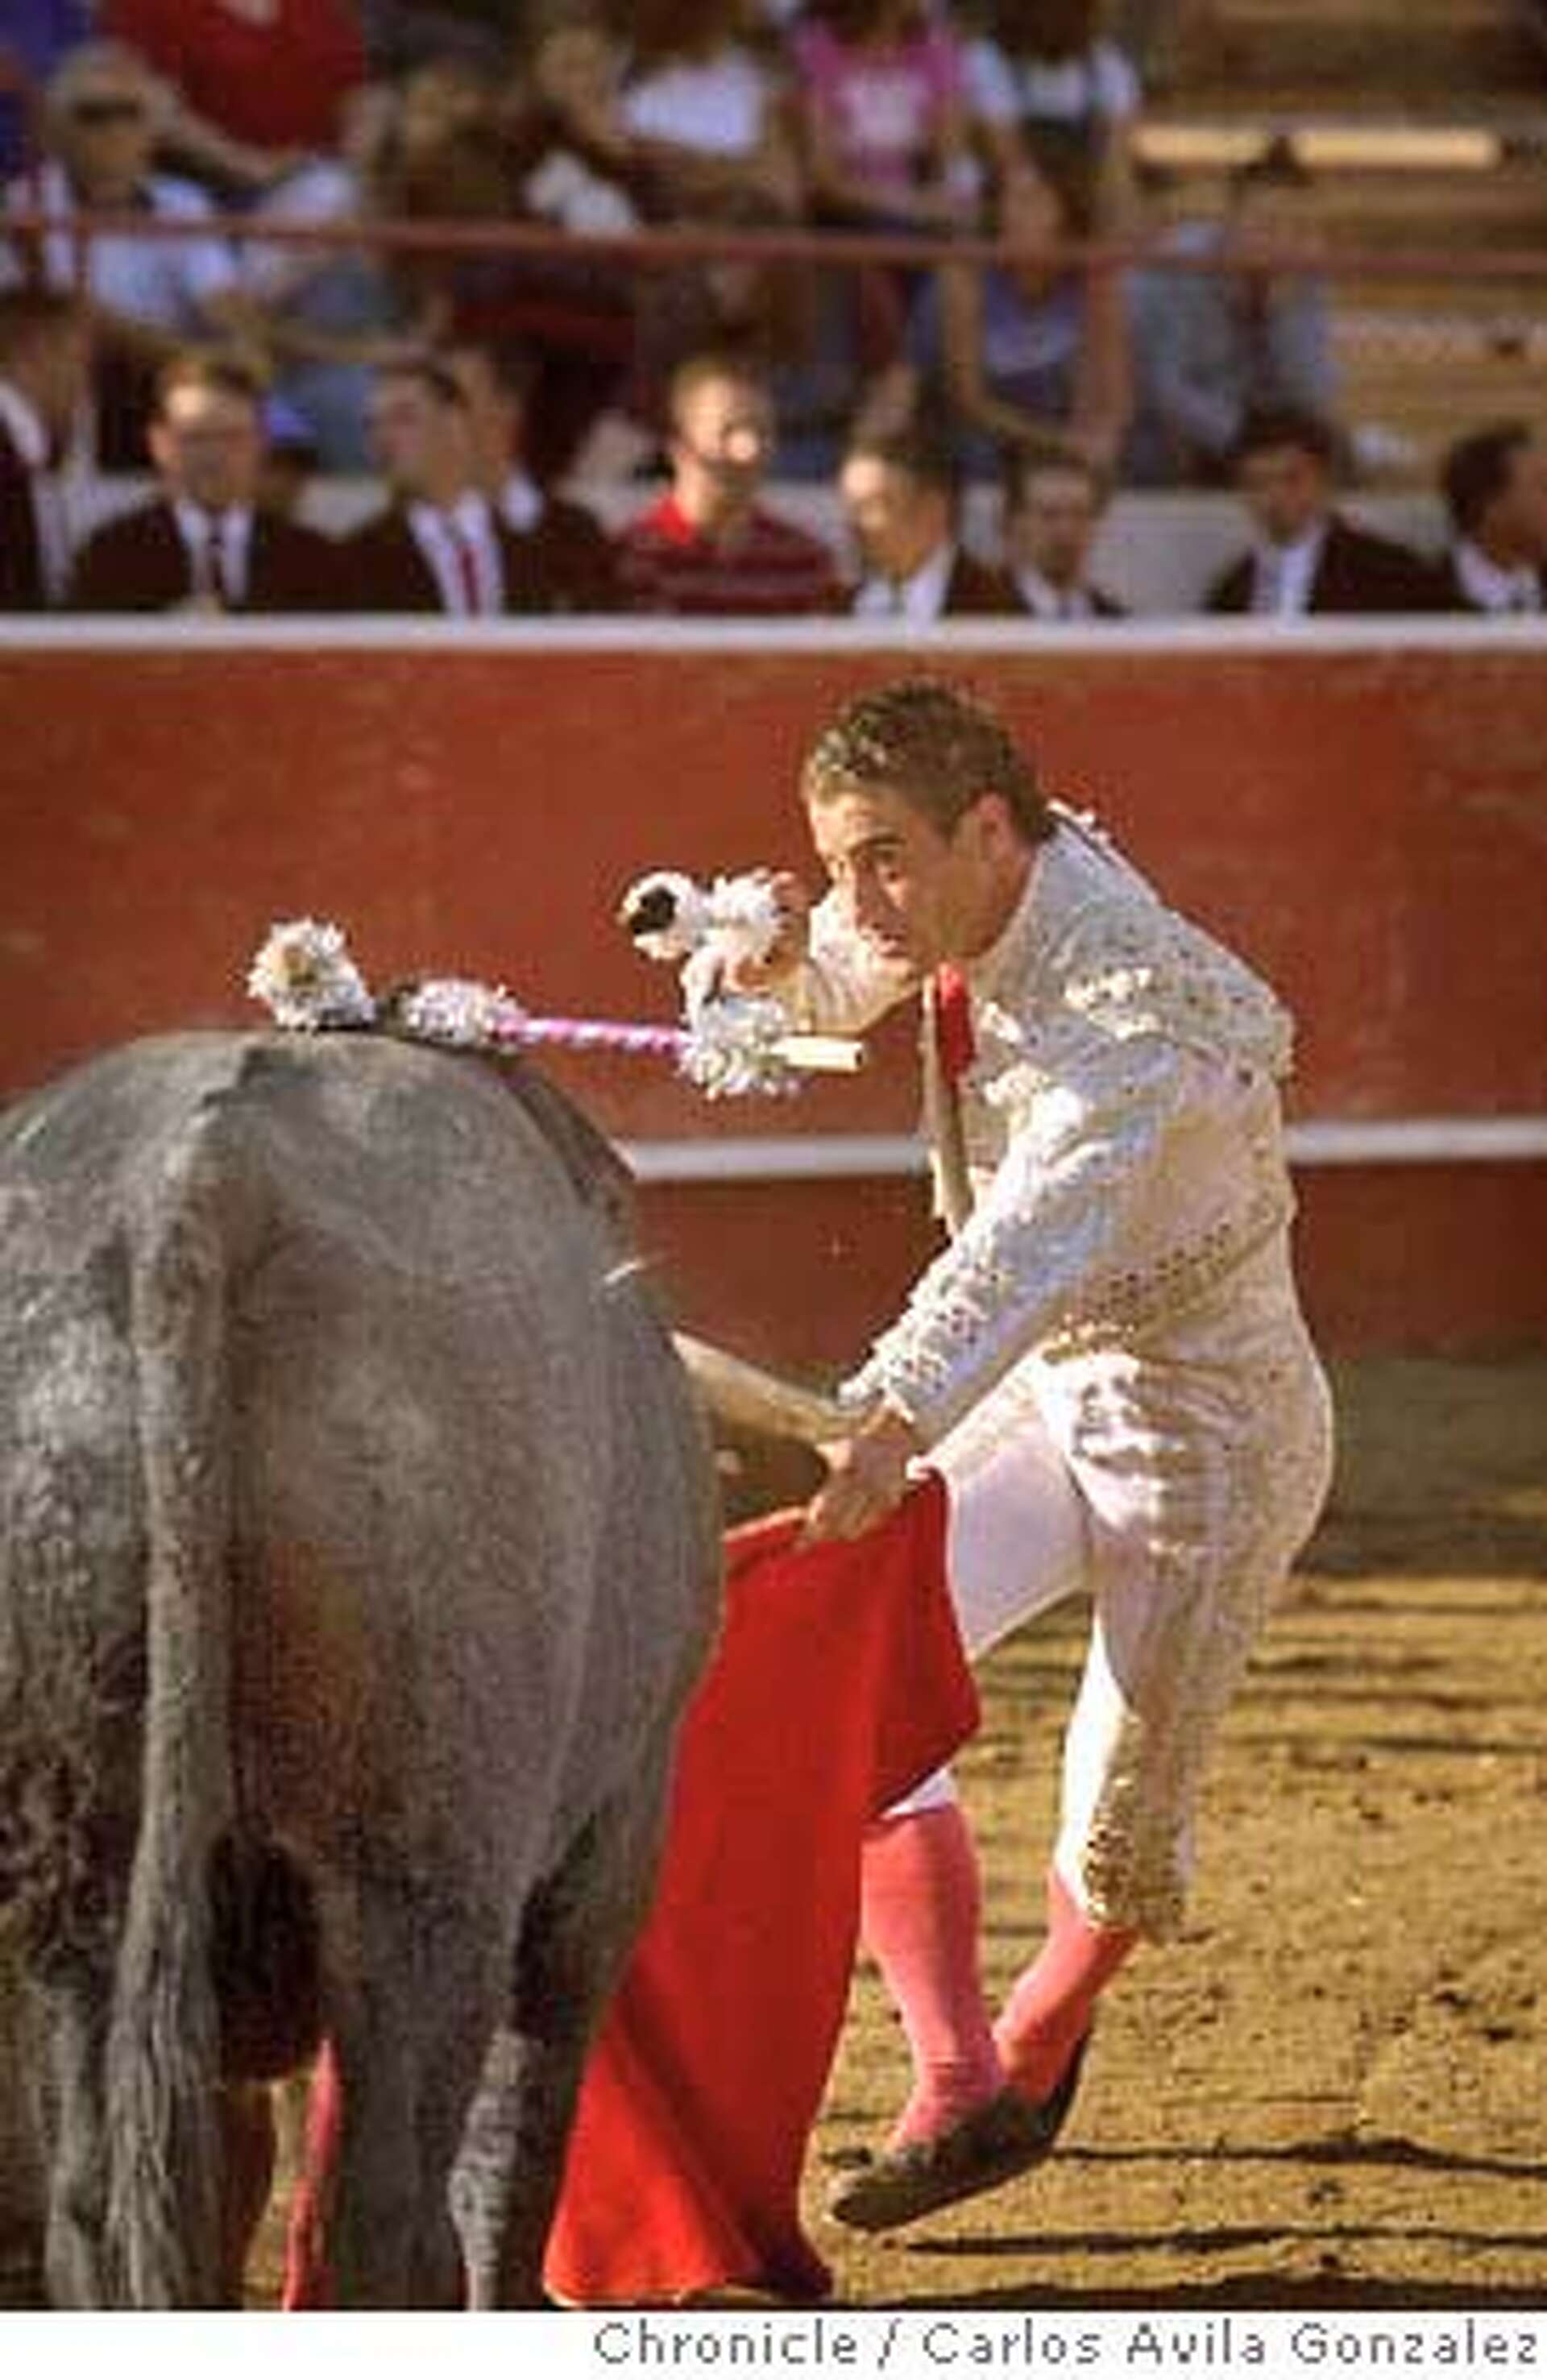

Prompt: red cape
[544,1474,976,2305]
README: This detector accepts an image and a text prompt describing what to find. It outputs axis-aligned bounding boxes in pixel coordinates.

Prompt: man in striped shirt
[619,350,844,616]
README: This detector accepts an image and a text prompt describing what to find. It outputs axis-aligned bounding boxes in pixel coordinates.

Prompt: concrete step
[1188,0,1543,102]
[1304,166,1547,252]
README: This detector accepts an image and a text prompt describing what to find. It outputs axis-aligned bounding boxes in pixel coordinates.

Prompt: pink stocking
[994,1864,1137,2104]
[282,2038,342,2310]
[859,1802,1004,2147]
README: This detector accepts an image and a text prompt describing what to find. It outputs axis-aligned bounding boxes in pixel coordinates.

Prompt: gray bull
[0,1030,721,2307]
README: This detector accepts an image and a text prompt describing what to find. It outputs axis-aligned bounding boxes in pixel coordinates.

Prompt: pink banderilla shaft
[488,1012,689,1059]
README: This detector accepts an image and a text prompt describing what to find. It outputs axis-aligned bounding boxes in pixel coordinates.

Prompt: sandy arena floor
[804,1357,1547,2308]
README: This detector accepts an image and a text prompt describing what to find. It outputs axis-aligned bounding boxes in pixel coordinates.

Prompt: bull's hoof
[824,2036,1089,2234]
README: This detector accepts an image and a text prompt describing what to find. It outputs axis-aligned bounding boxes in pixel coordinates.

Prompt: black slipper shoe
[824,2034,1090,2233]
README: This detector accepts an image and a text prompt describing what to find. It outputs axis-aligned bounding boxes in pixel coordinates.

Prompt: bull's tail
[105,1113,241,2306]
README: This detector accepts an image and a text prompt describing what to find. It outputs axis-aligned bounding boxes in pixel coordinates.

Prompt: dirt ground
[803,1356,1547,2310]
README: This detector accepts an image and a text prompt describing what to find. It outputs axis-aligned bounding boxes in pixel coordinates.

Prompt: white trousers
[885,1242,1335,1941]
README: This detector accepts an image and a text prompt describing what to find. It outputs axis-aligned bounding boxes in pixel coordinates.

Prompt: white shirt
[852,540,956,623]
[1250,523,1325,616]
[0,376,46,472]
[1014,563,1096,621]
[964,36,1140,130]
[620,51,774,158]
[2,160,238,330]
[0,376,70,600]
[1453,537,1542,615]
[522,149,639,237]
[243,159,361,305]
[408,492,505,616]
[172,499,254,607]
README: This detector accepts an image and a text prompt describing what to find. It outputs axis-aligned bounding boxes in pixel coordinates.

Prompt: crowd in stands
[1,4,1545,618]
[8,304,1546,620]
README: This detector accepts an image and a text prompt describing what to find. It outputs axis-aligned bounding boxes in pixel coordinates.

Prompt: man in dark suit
[339,356,551,616]
[1432,421,1547,616]
[1005,450,1126,622]
[1205,404,1438,616]
[840,421,1022,622]
[68,351,338,611]
[442,338,621,613]
[0,285,89,611]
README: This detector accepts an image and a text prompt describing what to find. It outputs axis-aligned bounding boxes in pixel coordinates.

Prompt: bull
[0,1029,721,2307]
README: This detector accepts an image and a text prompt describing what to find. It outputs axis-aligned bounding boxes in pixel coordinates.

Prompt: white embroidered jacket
[783,807,1301,1444]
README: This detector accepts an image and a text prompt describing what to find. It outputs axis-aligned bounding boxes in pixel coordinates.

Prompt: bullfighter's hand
[801,1404,924,1545]
[724,871,812,993]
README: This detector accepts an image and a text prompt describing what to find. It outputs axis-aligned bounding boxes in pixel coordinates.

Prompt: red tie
[446,517,480,615]
[931,964,975,1086]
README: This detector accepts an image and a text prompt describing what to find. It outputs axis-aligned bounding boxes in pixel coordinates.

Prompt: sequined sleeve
[846,1033,1267,1442]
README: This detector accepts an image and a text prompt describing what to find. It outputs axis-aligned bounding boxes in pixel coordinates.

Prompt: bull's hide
[0,1030,721,2308]
[0,1938,41,2278]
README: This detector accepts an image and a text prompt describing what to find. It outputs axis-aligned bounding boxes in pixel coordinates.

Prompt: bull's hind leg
[316,1890,504,2308]
[451,1768,673,2307]
[406,1934,510,2310]
[35,1973,110,2307]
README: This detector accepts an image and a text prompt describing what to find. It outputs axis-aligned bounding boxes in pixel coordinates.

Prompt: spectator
[963,0,1142,230]
[0,2,92,180]
[483,12,643,482]
[1205,404,1439,616]
[507,11,641,239]
[1125,143,1338,489]
[243,83,451,475]
[1003,447,1126,620]
[789,1,972,394]
[68,351,339,611]
[97,0,370,178]
[0,284,89,610]
[1433,421,1547,614]
[840,416,1022,618]
[617,0,802,226]
[908,143,1130,482]
[790,0,969,238]
[340,353,552,612]
[607,0,807,425]
[618,347,844,614]
[1,42,259,467]
[380,54,523,333]
[442,336,622,610]
[372,49,637,487]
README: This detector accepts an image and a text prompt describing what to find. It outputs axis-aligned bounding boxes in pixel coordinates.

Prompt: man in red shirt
[619,349,843,617]
[99,0,367,157]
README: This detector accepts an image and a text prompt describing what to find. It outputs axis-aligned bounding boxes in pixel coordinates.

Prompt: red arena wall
[3,621,1545,1363]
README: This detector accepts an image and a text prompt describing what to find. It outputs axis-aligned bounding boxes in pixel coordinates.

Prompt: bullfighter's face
[806,780,1028,976]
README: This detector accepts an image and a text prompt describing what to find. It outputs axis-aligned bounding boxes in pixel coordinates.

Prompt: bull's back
[2,1031,714,1909]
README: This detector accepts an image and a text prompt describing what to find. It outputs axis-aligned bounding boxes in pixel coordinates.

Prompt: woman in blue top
[907,143,1131,482]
